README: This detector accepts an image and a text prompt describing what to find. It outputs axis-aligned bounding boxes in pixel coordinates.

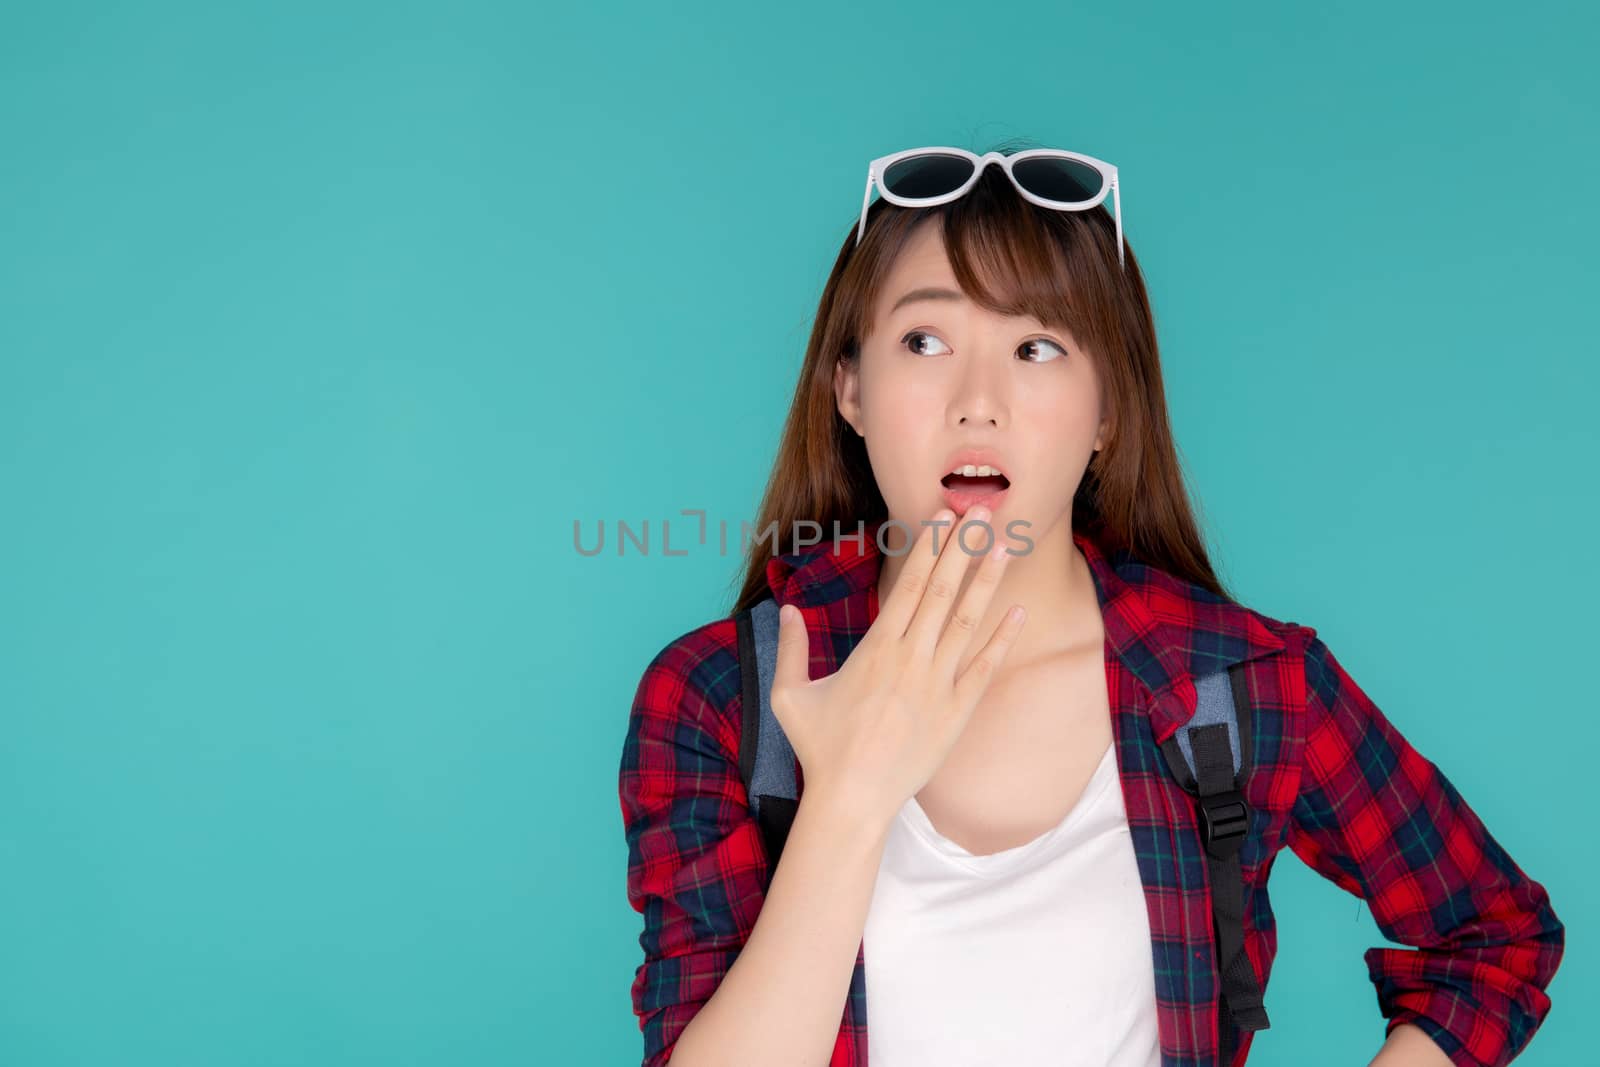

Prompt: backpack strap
[1158,664,1272,1064]
[734,597,798,887]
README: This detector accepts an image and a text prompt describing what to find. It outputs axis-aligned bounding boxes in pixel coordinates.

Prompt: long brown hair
[729,136,1230,615]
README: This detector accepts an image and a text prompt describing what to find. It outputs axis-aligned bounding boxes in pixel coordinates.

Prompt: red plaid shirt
[619,521,1564,1066]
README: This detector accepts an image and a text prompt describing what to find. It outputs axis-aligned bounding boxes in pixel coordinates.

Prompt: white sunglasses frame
[855,146,1124,270]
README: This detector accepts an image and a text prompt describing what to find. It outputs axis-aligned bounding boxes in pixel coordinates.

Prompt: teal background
[0,1,1592,1064]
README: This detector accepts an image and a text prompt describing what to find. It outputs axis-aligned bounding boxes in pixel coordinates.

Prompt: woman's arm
[668,784,890,1067]
[1284,631,1566,1067]
[619,630,891,1067]
[1369,1022,1456,1066]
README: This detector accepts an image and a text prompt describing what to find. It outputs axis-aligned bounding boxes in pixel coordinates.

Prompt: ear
[834,355,864,437]
[1094,403,1112,452]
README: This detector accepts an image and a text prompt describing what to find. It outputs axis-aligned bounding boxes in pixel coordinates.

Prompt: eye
[1018,337,1068,363]
[901,330,1069,363]
[901,330,951,357]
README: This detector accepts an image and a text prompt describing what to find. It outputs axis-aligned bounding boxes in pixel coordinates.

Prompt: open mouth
[940,471,1011,493]
[940,465,1011,516]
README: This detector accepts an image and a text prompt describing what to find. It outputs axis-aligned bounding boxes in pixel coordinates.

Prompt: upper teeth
[951,464,1002,477]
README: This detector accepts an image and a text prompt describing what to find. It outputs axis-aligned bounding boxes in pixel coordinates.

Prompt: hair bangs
[938,166,1121,356]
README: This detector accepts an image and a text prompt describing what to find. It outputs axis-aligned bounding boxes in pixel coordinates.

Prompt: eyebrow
[888,286,967,315]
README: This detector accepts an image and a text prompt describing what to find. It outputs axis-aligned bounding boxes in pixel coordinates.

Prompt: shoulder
[1111,551,1322,676]
[629,614,745,752]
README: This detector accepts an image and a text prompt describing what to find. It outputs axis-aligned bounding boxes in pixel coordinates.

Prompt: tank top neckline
[898,740,1119,876]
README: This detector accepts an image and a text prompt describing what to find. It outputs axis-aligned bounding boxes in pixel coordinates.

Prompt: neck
[874,513,1103,675]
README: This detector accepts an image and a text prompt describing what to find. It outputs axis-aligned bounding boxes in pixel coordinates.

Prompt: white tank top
[862,742,1162,1066]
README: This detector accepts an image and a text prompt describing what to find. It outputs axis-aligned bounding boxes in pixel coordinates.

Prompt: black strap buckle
[1199,788,1250,858]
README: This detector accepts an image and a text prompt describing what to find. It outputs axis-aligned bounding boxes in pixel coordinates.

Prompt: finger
[772,603,812,690]
[904,510,990,652]
[874,510,955,638]
[953,603,1027,708]
[932,535,1013,679]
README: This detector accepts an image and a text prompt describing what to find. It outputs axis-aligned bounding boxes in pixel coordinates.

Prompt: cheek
[1018,378,1099,438]
[860,362,943,432]
[858,377,941,499]
[862,406,935,480]
[1013,384,1101,491]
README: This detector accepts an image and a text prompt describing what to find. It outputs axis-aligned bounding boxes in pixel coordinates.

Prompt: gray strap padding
[747,597,796,819]
[1175,668,1242,781]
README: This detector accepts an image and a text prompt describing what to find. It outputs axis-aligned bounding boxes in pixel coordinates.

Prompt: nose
[950,352,1008,430]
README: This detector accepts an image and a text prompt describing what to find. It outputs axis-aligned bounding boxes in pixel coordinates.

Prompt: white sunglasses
[856,146,1124,270]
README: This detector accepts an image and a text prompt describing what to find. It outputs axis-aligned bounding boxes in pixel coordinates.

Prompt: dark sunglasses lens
[1012,156,1104,203]
[881,153,975,199]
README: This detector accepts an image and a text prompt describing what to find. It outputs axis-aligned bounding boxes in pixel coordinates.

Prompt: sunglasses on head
[855,146,1124,270]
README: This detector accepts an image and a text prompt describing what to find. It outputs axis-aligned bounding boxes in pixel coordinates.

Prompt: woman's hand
[768,507,1025,823]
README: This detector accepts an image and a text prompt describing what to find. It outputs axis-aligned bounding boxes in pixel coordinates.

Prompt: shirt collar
[763,518,1286,744]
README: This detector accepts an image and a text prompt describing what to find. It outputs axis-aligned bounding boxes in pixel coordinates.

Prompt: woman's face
[835,220,1108,550]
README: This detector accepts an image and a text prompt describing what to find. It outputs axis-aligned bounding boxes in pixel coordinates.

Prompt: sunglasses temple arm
[1113,178,1124,271]
[856,169,876,247]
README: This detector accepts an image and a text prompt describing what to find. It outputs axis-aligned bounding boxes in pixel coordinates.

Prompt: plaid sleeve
[618,625,771,1067]
[1283,631,1565,1067]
